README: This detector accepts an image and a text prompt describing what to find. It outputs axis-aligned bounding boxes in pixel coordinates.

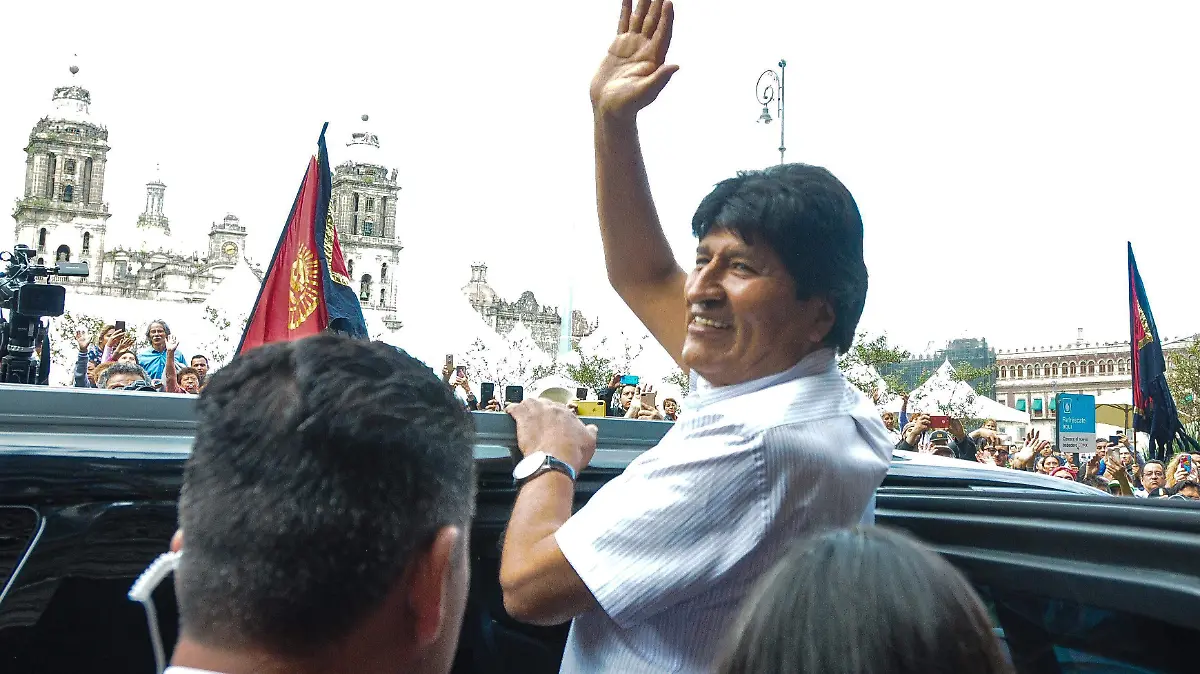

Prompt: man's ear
[407,526,463,647]
[170,529,184,553]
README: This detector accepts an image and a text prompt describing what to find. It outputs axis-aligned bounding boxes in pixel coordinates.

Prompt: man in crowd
[190,354,210,386]
[1137,460,1168,497]
[595,374,638,417]
[166,334,475,674]
[497,2,891,671]
[138,319,187,381]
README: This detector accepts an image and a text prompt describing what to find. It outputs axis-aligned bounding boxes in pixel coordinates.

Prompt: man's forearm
[500,472,584,625]
[594,116,680,289]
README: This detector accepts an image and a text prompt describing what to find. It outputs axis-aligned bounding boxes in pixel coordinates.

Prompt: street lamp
[755,59,787,164]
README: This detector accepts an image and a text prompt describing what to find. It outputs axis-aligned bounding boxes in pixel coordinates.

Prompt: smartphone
[641,390,657,409]
[505,385,524,404]
[445,354,454,368]
[1181,455,1193,474]
[576,387,588,400]
[480,382,495,404]
[928,415,951,429]
[114,320,126,332]
[1109,435,1122,445]
[620,375,640,386]
[575,400,606,418]
[455,365,466,378]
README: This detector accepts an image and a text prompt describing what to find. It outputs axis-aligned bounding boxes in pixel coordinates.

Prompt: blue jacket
[137,347,187,381]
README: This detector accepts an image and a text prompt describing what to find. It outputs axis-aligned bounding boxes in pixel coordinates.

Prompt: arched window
[352,214,359,235]
[380,287,387,306]
[36,257,44,266]
[55,245,70,263]
[82,232,91,255]
[1088,361,1096,376]
[1118,359,1127,375]
[38,228,47,251]
[999,366,1007,379]
[1052,363,1059,377]
[1070,362,1077,376]
[347,259,354,277]
[45,153,56,198]
[62,185,73,202]
[380,263,388,282]
[82,158,93,203]
[1034,364,1042,377]
[359,273,373,302]
[352,193,360,212]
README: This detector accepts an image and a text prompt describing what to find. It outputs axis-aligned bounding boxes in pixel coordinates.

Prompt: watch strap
[516,454,577,487]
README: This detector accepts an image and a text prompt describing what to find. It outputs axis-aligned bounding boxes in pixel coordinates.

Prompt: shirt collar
[688,348,837,410]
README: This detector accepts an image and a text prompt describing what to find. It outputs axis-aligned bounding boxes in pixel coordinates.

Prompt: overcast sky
[2,0,1199,367]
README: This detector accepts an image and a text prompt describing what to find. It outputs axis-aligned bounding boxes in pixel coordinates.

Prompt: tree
[664,367,690,397]
[563,332,648,395]
[1167,337,1200,437]
[838,332,911,400]
[462,322,556,391]
[193,306,248,370]
[949,361,996,399]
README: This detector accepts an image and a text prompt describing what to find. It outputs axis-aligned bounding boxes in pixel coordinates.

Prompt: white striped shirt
[554,348,893,673]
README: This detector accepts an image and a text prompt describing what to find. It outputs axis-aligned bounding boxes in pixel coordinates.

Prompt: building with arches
[11,66,251,303]
[995,328,1194,437]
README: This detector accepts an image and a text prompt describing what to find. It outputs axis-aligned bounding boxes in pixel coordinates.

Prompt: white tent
[885,361,1030,424]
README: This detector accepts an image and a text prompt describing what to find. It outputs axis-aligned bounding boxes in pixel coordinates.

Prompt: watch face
[513,451,547,481]
[222,242,237,257]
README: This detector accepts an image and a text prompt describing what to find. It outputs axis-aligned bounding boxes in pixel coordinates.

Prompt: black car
[1,385,1198,673]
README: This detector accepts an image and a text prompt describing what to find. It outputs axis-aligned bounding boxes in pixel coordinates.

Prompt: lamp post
[755,59,787,164]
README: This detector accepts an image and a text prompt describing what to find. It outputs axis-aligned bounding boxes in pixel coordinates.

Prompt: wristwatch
[513,451,577,487]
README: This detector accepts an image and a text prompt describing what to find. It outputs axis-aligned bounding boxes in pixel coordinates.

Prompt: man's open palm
[591,0,678,120]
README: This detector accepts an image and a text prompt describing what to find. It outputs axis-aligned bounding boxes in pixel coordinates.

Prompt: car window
[977,584,1194,674]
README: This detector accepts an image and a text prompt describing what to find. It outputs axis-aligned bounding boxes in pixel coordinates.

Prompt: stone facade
[461,263,598,354]
[995,328,1193,436]
[330,116,402,329]
[11,67,250,304]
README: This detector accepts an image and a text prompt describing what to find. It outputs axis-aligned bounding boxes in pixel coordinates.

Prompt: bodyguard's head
[173,334,476,673]
[686,164,868,387]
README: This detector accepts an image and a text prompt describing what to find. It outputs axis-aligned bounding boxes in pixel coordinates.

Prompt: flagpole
[1127,242,1136,458]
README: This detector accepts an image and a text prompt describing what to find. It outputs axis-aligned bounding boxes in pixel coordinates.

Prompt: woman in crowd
[715,526,1014,674]
[1164,452,1200,490]
[662,397,679,421]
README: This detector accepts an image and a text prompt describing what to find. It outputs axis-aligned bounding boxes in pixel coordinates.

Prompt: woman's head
[716,527,1013,674]
[97,324,116,345]
[663,398,679,416]
[115,350,138,366]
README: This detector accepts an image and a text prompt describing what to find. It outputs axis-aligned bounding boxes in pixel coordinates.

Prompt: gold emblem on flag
[325,213,353,287]
[1136,306,1154,350]
[289,244,320,329]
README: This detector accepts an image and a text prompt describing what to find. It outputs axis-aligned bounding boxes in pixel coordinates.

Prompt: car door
[879,457,1200,674]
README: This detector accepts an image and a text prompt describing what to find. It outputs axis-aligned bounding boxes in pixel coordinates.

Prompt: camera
[0,244,89,384]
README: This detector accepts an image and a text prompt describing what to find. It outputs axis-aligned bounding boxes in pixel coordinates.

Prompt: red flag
[237,154,330,353]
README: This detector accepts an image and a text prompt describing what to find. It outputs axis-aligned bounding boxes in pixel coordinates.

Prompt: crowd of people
[68,320,211,393]
[879,397,1200,500]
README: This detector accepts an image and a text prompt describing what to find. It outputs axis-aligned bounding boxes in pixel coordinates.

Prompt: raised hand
[75,330,89,352]
[590,0,678,121]
[166,335,179,353]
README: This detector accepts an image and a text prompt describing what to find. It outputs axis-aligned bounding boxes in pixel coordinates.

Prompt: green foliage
[1167,338,1200,437]
[563,333,647,395]
[838,331,911,398]
[950,361,996,398]
[664,367,690,397]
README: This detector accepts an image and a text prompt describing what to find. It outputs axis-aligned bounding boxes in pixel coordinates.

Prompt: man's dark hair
[191,354,209,365]
[145,319,171,342]
[1143,460,1166,473]
[692,163,868,353]
[176,334,477,653]
[97,362,150,388]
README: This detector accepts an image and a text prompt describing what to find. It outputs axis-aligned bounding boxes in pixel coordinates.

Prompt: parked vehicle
[1,386,1197,673]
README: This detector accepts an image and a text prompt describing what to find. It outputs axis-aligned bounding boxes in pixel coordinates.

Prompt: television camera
[0,244,89,384]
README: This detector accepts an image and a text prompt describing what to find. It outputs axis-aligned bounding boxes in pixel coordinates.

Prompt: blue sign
[1057,393,1096,453]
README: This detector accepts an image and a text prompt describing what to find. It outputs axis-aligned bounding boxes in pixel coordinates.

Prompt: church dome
[461,262,498,307]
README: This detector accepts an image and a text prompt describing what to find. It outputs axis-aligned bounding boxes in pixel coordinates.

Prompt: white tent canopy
[885,361,1030,424]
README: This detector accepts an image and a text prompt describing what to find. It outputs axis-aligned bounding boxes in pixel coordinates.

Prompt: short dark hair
[98,362,149,388]
[176,334,477,653]
[1143,460,1166,473]
[176,366,199,384]
[691,164,868,353]
[191,354,209,365]
[716,526,1013,674]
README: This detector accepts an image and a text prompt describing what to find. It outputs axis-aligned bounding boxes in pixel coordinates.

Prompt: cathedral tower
[330,114,402,319]
[207,213,248,265]
[12,64,111,276]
